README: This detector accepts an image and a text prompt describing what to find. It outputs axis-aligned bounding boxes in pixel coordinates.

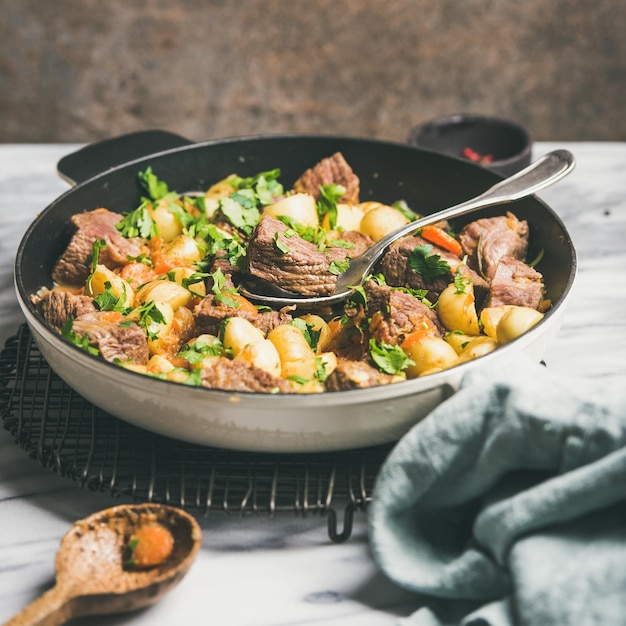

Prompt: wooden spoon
[5,503,202,626]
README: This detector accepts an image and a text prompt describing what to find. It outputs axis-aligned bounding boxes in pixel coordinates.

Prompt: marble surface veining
[0,143,625,625]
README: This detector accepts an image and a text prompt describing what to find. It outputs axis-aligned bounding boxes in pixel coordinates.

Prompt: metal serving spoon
[5,503,202,626]
[239,149,575,308]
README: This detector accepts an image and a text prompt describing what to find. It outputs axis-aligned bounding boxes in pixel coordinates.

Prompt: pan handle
[57,130,195,186]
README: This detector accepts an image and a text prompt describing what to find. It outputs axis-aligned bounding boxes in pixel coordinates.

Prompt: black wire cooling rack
[0,325,393,542]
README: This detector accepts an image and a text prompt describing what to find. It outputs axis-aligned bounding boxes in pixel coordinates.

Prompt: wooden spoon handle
[4,584,75,626]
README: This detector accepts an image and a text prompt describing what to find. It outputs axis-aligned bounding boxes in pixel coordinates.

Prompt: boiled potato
[456,337,499,364]
[317,351,338,378]
[267,323,317,381]
[403,335,458,378]
[145,301,174,355]
[444,331,483,354]
[496,306,544,344]
[437,281,480,335]
[480,305,517,340]
[135,278,192,310]
[221,317,265,356]
[204,175,238,217]
[146,354,176,374]
[234,339,282,377]
[160,234,203,267]
[321,203,364,232]
[148,199,183,243]
[358,204,410,242]
[297,314,332,352]
[86,264,134,308]
[182,334,224,370]
[264,193,318,228]
[167,266,207,298]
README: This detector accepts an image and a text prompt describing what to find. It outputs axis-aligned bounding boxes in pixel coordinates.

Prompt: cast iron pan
[14,131,577,452]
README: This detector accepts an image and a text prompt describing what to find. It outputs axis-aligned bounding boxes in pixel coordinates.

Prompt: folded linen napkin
[368,354,626,626]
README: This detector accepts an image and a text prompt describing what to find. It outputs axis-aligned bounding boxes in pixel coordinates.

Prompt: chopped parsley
[178,337,224,364]
[123,537,140,570]
[210,268,240,308]
[138,166,173,201]
[369,338,414,375]
[316,183,345,230]
[229,168,284,205]
[219,191,261,236]
[116,201,158,239]
[181,369,204,386]
[328,259,350,275]
[60,318,99,356]
[94,281,129,312]
[314,356,328,382]
[392,200,417,222]
[86,238,107,293]
[287,375,309,385]
[134,301,167,340]
[453,267,471,294]
[291,318,322,352]
[274,232,290,254]
[408,244,451,283]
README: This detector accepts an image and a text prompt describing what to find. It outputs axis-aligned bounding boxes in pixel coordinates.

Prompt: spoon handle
[336,149,575,290]
[4,584,74,626]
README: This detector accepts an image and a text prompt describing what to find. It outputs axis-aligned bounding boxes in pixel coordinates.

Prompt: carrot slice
[227,293,259,315]
[421,225,463,257]
[127,523,174,569]
[400,321,438,350]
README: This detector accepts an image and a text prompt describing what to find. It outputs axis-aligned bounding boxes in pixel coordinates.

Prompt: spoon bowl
[6,503,202,626]
[239,149,575,308]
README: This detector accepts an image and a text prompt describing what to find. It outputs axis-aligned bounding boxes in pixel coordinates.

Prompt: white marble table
[1,142,625,625]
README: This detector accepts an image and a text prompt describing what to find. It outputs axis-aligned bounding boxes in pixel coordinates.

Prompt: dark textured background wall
[1,0,624,144]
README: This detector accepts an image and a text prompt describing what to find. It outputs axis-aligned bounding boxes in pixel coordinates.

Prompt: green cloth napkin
[368,354,626,626]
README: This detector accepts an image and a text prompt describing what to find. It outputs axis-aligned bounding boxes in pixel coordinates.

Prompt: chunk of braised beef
[324,230,374,263]
[293,152,360,204]
[487,256,544,309]
[363,279,444,345]
[32,290,97,332]
[72,312,149,365]
[245,215,338,297]
[200,357,292,393]
[193,293,292,336]
[208,252,241,283]
[458,212,529,279]
[52,208,143,286]
[377,236,489,305]
[325,357,399,391]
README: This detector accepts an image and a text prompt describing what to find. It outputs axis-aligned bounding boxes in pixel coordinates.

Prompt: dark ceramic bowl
[407,114,533,177]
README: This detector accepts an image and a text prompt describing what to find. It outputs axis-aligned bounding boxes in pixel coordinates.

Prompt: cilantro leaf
[60,318,99,356]
[86,238,107,292]
[453,267,471,294]
[328,259,350,276]
[230,168,283,205]
[94,281,129,312]
[316,183,345,230]
[408,244,451,282]
[133,301,166,339]
[210,268,240,308]
[392,200,418,222]
[314,356,328,382]
[219,193,261,236]
[138,166,171,201]
[116,201,158,239]
[178,337,224,364]
[369,338,414,375]
[291,318,322,352]
[274,232,290,254]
